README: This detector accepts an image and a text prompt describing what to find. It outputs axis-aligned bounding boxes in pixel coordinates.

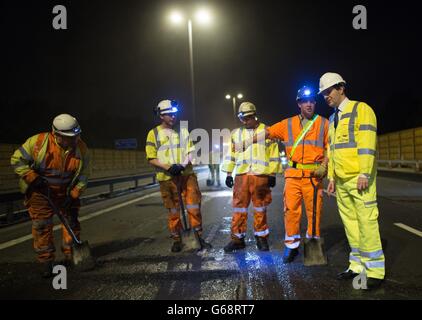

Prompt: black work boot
[41,261,54,278]
[255,236,269,251]
[282,247,299,263]
[365,277,384,290]
[198,237,212,249]
[171,240,182,253]
[337,269,359,280]
[224,238,246,253]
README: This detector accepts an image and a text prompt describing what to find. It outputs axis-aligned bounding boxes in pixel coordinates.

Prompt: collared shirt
[336,97,350,118]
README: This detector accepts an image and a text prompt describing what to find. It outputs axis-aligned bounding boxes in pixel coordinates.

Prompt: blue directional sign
[114,138,138,149]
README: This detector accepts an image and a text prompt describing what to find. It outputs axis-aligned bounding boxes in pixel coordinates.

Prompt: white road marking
[0,192,160,251]
[394,223,422,238]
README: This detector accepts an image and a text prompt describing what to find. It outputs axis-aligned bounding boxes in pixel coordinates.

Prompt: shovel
[40,190,95,271]
[303,177,328,266]
[175,177,202,251]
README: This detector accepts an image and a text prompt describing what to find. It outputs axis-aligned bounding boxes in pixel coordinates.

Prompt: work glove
[61,196,73,211]
[225,176,234,188]
[30,176,48,190]
[168,164,185,176]
[312,164,327,179]
[268,175,276,188]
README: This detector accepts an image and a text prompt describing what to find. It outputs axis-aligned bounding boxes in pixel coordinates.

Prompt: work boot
[224,238,246,253]
[282,247,299,263]
[337,269,360,280]
[255,236,269,251]
[198,237,212,249]
[60,255,73,268]
[365,278,384,290]
[171,240,182,253]
[41,261,54,279]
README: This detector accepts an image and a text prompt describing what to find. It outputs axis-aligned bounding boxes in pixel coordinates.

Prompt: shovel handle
[310,177,318,238]
[175,176,189,231]
[39,189,82,245]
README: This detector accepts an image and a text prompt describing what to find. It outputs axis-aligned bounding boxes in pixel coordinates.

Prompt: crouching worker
[11,114,89,278]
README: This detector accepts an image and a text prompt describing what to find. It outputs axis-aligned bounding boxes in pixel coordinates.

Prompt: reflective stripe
[287,118,293,146]
[269,157,281,162]
[348,102,359,143]
[351,247,359,253]
[44,177,72,185]
[159,144,181,150]
[19,147,33,162]
[341,112,352,119]
[238,128,243,144]
[225,156,235,162]
[254,206,267,212]
[169,208,179,214]
[364,200,377,206]
[236,159,269,167]
[186,204,200,210]
[233,207,248,213]
[333,142,357,149]
[349,255,361,263]
[306,233,320,239]
[41,168,74,177]
[364,261,385,269]
[303,140,324,147]
[358,148,376,155]
[146,141,156,147]
[153,128,160,148]
[255,229,269,237]
[360,249,384,259]
[285,234,301,241]
[318,117,326,147]
[234,232,246,239]
[359,124,377,132]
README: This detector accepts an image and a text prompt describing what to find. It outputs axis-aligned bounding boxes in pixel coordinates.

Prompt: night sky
[1,0,421,148]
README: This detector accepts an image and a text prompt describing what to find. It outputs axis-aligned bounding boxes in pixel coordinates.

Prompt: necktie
[334,108,340,129]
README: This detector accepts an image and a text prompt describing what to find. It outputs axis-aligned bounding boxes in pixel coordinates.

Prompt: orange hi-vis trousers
[159,174,202,240]
[231,174,272,240]
[283,176,323,249]
[25,190,81,263]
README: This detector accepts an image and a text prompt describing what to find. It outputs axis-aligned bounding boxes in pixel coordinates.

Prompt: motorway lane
[0,172,421,299]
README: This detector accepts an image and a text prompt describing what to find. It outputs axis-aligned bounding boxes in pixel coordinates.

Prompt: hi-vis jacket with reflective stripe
[146,125,195,182]
[11,132,90,196]
[327,100,377,180]
[222,123,282,175]
[267,114,328,178]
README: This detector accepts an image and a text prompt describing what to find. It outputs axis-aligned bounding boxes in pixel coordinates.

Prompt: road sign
[114,138,138,150]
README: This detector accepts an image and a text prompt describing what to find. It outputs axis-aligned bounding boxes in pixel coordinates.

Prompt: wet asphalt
[0,171,422,300]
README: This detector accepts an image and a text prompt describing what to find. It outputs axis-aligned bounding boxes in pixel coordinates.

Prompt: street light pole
[232,97,237,125]
[187,19,196,128]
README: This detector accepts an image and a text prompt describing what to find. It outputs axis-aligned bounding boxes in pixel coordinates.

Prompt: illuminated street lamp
[225,93,244,126]
[168,8,213,128]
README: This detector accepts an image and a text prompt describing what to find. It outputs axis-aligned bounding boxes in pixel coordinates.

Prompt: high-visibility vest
[327,100,377,180]
[268,114,328,178]
[222,123,282,175]
[145,125,195,182]
[11,132,90,195]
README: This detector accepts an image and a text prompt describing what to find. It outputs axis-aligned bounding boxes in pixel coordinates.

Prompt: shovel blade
[72,240,96,271]
[303,238,328,266]
[181,230,201,252]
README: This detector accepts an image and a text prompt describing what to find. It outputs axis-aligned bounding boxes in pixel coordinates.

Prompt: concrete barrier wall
[0,144,152,193]
[378,127,422,161]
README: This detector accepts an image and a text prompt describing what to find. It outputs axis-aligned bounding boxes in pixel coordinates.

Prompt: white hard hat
[238,102,256,118]
[52,114,81,137]
[318,72,346,94]
[156,99,179,115]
